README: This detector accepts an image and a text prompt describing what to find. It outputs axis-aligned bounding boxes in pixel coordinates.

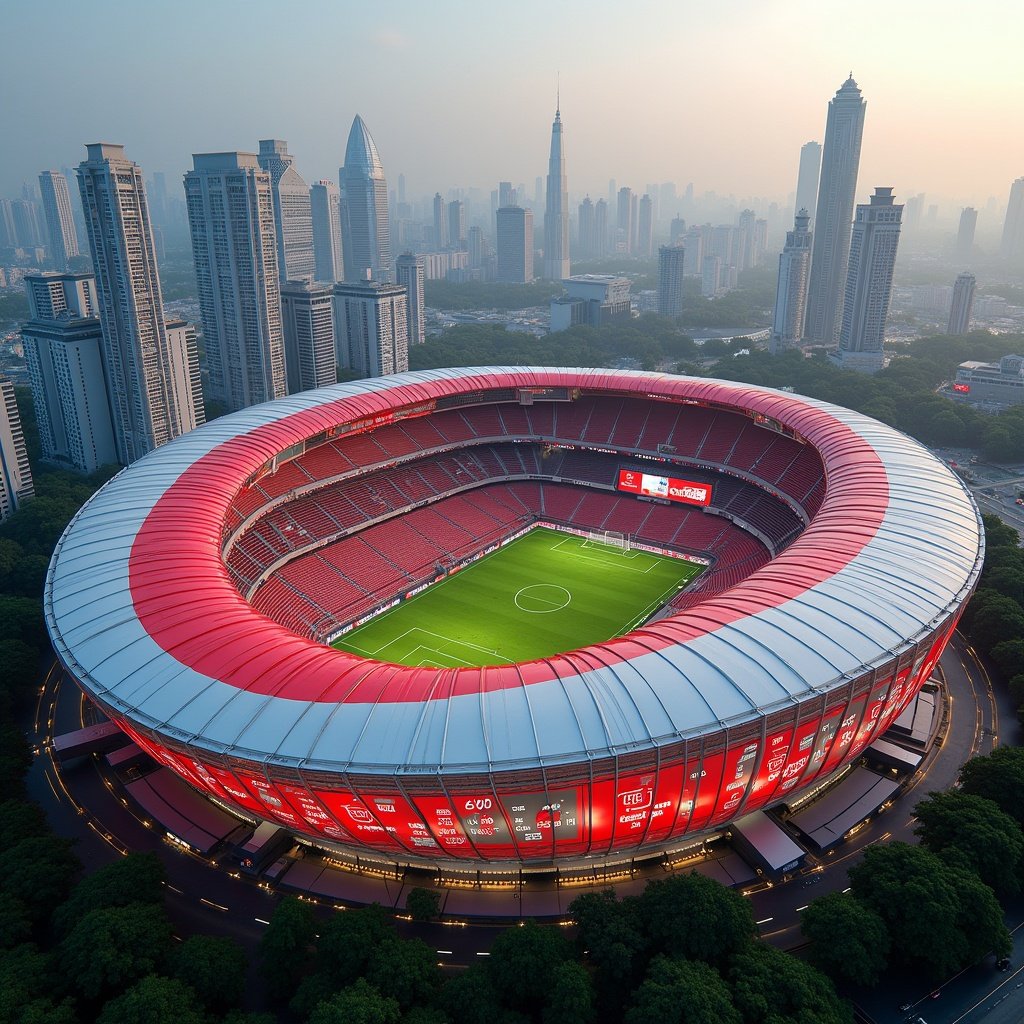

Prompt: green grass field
[332,526,704,668]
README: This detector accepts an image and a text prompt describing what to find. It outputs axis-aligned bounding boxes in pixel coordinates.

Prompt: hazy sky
[2,0,1022,209]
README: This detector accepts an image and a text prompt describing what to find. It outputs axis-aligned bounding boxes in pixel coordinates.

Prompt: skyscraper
[310,179,345,282]
[433,192,448,249]
[578,197,595,258]
[496,206,533,283]
[594,199,608,258]
[669,216,686,246]
[804,76,866,345]
[543,102,570,280]
[769,210,813,355]
[258,140,315,283]
[333,280,408,378]
[657,245,686,318]
[835,188,902,373]
[736,209,757,271]
[21,272,117,472]
[184,151,287,412]
[78,143,203,464]
[395,253,426,348]
[280,280,337,393]
[617,187,634,253]
[955,207,978,264]
[795,142,822,229]
[947,272,977,335]
[448,200,466,249]
[0,376,33,522]
[1000,177,1024,261]
[340,115,392,282]
[499,181,516,208]
[38,171,79,271]
[637,195,654,258]
[11,199,43,248]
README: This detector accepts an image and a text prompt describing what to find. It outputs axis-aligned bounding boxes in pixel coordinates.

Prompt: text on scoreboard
[617,468,713,507]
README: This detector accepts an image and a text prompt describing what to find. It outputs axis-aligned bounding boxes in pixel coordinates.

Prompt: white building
[550,275,631,332]
[795,141,822,230]
[258,140,315,284]
[21,273,117,473]
[310,180,344,283]
[333,281,408,378]
[38,170,79,271]
[496,206,533,283]
[834,187,903,374]
[0,376,34,521]
[769,210,812,355]
[184,151,287,412]
[947,272,977,336]
[395,253,426,347]
[280,280,337,393]
[78,143,203,464]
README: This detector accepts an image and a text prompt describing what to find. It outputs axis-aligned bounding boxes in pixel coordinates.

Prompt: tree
[801,891,890,986]
[53,851,165,936]
[58,902,173,1001]
[541,959,595,1024]
[365,937,442,1011]
[914,790,1024,895]
[943,859,1012,963]
[968,592,1024,654]
[439,965,513,1024]
[309,978,402,1024]
[95,975,204,1024]
[315,903,394,986]
[405,886,441,922]
[991,638,1024,677]
[637,872,755,965]
[0,892,31,950]
[0,799,49,852]
[625,956,741,1024]
[0,834,80,926]
[486,920,573,1016]
[960,746,1024,826]
[568,888,646,989]
[167,933,248,1011]
[258,895,316,1002]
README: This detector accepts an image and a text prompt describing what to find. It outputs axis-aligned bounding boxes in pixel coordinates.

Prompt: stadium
[45,367,984,870]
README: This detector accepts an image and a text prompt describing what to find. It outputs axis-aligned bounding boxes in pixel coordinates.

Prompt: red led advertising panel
[617,468,712,506]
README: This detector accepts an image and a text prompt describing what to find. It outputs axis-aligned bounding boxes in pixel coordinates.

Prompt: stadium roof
[45,368,984,777]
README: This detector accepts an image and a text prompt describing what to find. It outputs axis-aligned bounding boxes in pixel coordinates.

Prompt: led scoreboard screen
[617,468,712,507]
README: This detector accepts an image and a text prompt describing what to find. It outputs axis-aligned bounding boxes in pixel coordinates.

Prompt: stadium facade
[45,368,983,868]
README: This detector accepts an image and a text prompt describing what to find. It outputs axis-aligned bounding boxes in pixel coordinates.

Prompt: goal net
[583,529,630,551]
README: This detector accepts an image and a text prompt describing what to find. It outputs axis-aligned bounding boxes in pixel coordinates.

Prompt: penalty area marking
[514,584,572,613]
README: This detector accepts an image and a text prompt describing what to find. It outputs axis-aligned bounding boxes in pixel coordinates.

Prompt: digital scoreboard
[617,468,713,507]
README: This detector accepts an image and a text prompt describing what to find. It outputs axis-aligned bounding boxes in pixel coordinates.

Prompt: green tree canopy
[960,746,1024,826]
[0,834,80,926]
[486,920,573,1017]
[53,851,165,936]
[568,888,647,989]
[541,959,595,1024]
[95,975,204,1024]
[308,978,402,1024]
[800,891,891,987]
[258,895,316,1003]
[625,956,741,1024]
[167,933,248,1011]
[365,936,442,1012]
[405,886,441,921]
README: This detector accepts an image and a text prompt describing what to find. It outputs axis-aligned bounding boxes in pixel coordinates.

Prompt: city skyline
[2,1,1022,209]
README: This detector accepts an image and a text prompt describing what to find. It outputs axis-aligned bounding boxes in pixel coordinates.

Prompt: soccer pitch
[332,526,705,668]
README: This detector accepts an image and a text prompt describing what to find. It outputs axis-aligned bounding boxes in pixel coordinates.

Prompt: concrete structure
[805,77,866,345]
[594,199,608,258]
[769,210,813,355]
[617,187,634,253]
[0,376,34,521]
[184,151,287,412]
[341,115,392,282]
[955,207,977,264]
[448,200,466,249]
[657,246,686,318]
[258,140,315,284]
[310,180,344,283]
[702,255,722,297]
[681,229,704,275]
[550,275,631,332]
[543,104,570,280]
[432,193,448,250]
[947,272,976,336]
[38,170,79,271]
[333,280,408,378]
[21,273,117,472]
[953,355,1024,406]
[281,280,337,393]
[637,194,654,258]
[834,188,903,374]
[795,141,822,229]
[496,206,533,283]
[395,252,426,347]
[78,144,203,464]
[578,197,596,258]
[1000,177,1024,262]
[11,198,43,248]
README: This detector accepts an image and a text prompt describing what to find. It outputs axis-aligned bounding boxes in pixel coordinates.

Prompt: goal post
[583,529,630,551]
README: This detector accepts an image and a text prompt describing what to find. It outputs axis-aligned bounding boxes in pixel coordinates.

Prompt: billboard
[617,468,712,506]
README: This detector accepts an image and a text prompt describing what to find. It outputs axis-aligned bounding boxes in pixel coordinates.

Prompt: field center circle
[514,584,571,613]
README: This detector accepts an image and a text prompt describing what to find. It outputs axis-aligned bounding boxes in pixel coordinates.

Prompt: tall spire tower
[340,115,392,282]
[543,94,570,281]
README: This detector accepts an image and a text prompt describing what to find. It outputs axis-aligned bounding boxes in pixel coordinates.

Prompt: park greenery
[424,279,563,311]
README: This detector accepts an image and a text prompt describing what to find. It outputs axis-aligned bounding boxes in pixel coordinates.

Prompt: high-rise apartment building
[184,151,287,412]
[38,171,79,271]
[617,187,634,253]
[795,142,822,229]
[594,199,608,258]
[804,76,866,345]
[21,273,117,472]
[1000,177,1024,261]
[448,200,466,249]
[467,226,485,269]
[669,216,686,246]
[681,229,703,276]
[11,199,43,248]
[395,253,425,348]
[333,281,408,378]
[280,280,337,393]
[496,206,533,283]
[258,140,315,284]
[955,207,977,264]
[657,246,686,318]
[432,192,448,249]
[310,179,344,283]
[834,187,902,373]
[702,256,722,298]
[543,104,570,280]
[578,197,595,258]
[637,195,654,258]
[947,272,977,336]
[769,210,813,355]
[341,115,392,282]
[0,376,33,522]
[78,143,203,464]
[498,181,516,209]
